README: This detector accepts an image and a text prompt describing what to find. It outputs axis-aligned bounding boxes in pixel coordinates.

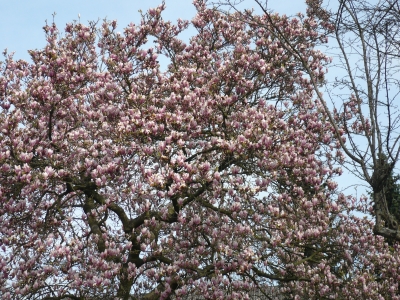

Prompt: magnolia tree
[1,1,400,299]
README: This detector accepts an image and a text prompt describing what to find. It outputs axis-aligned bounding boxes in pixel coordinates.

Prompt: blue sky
[0,0,306,61]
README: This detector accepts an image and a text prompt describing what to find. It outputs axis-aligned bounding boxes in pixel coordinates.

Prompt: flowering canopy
[1,1,400,299]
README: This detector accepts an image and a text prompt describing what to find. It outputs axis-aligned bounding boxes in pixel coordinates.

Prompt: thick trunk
[116,269,134,300]
[373,190,400,241]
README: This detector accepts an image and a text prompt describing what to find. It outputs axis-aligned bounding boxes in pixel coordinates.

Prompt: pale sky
[0,0,306,61]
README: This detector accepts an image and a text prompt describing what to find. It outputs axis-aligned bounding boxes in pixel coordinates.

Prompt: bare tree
[330,0,400,240]
[213,0,400,241]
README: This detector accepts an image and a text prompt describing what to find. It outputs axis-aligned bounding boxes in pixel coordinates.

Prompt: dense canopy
[1,1,400,299]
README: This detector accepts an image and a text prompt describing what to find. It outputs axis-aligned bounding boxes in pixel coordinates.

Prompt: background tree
[385,169,400,227]
[330,0,400,241]
[216,0,400,241]
[1,1,400,299]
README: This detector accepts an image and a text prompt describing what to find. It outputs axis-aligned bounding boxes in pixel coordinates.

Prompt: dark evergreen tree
[384,171,400,225]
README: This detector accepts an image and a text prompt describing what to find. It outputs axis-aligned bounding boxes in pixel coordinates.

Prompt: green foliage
[385,171,400,222]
